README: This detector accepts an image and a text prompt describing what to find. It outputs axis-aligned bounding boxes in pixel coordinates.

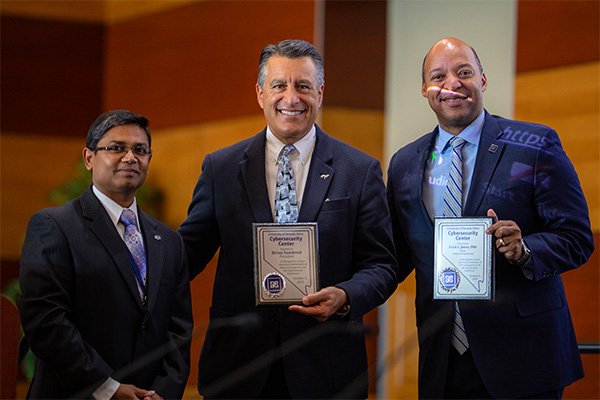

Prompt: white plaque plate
[253,223,319,305]
[434,217,494,300]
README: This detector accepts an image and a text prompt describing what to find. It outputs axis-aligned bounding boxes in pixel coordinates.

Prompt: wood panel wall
[515,3,599,399]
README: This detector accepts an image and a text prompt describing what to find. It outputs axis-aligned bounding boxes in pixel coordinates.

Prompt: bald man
[387,38,594,399]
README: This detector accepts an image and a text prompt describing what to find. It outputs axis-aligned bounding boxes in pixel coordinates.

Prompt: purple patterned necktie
[274,145,298,223]
[119,209,147,297]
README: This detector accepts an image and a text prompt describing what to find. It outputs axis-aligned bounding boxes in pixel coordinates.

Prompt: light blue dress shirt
[422,111,485,220]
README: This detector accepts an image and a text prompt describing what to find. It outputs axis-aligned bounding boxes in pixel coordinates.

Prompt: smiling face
[83,124,151,207]
[422,38,487,135]
[256,56,324,144]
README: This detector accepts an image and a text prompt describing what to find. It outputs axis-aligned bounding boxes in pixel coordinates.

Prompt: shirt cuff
[92,377,119,400]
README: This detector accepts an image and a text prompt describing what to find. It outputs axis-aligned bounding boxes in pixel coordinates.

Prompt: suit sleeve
[386,152,417,283]
[149,233,193,399]
[335,159,398,319]
[18,211,113,394]
[523,128,594,279]
[178,154,222,280]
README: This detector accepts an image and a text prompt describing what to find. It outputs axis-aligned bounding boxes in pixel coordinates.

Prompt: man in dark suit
[18,110,193,400]
[387,37,594,398]
[178,39,397,398]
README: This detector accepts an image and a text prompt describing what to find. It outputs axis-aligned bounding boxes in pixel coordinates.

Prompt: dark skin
[486,209,525,263]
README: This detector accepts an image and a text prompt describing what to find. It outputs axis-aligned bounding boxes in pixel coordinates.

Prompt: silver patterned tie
[443,137,470,354]
[274,145,298,223]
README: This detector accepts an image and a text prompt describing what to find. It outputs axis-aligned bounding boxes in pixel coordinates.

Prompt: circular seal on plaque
[439,267,460,293]
[262,272,286,298]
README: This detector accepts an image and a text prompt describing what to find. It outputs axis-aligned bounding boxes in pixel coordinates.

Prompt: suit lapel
[298,127,334,222]
[81,187,145,310]
[413,131,436,207]
[410,130,437,225]
[464,112,506,216]
[240,130,273,222]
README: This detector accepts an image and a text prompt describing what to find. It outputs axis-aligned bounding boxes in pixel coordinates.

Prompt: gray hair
[257,39,324,89]
[86,110,151,150]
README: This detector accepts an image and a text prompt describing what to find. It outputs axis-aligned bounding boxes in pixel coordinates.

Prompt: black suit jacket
[387,112,594,398]
[178,125,397,398]
[18,187,193,399]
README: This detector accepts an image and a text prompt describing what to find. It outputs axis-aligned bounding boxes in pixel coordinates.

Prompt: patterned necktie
[443,137,470,354]
[119,209,147,298]
[274,145,298,223]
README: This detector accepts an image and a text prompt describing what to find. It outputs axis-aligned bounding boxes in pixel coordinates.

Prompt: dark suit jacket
[178,125,397,399]
[387,111,594,398]
[18,186,193,399]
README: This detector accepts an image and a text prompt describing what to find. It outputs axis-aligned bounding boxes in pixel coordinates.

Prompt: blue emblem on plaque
[263,272,286,298]
[439,267,460,292]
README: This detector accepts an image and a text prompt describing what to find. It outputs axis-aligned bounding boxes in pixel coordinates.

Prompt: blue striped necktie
[274,145,298,223]
[443,137,470,354]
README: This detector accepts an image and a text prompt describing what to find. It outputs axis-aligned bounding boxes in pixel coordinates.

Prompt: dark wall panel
[323,0,386,110]
[517,0,599,72]
[1,16,104,136]
[104,1,315,130]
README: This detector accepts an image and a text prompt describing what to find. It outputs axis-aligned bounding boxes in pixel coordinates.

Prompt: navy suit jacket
[387,111,594,398]
[18,187,193,399]
[178,125,397,398]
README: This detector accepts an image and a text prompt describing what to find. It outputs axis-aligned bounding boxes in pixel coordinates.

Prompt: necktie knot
[120,209,137,228]
[449,137,466,150]
[280,144,295,158]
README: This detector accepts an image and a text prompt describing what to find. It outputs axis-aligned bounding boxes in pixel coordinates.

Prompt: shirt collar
[266,125,316,165]
[437,110,485,150]
[92,185,139,228]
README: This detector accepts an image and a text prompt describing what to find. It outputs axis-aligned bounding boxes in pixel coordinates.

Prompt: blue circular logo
[263,273,286,298]
[439,268,460,292]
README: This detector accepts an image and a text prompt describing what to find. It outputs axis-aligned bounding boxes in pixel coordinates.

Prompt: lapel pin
[154,235,162,241]
[324,198,330,202]
[488,144,499,153]
[320,174,330,179]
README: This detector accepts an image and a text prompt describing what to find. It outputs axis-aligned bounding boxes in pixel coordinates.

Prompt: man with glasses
[18,110,193,400]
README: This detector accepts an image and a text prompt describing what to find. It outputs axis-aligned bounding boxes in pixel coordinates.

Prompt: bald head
[422,38,483,82]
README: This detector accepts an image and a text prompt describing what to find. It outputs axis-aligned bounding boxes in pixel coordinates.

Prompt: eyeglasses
[95,145,153,157]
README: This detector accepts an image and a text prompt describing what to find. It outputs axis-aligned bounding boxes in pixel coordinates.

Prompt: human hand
[288,286,348,322]
[485,209,525,263]
[142,390,162,400]
[112,384,161,400]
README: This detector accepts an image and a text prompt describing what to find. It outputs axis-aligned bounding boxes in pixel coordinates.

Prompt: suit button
[270,313,276,322]
[141,324,146,332]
